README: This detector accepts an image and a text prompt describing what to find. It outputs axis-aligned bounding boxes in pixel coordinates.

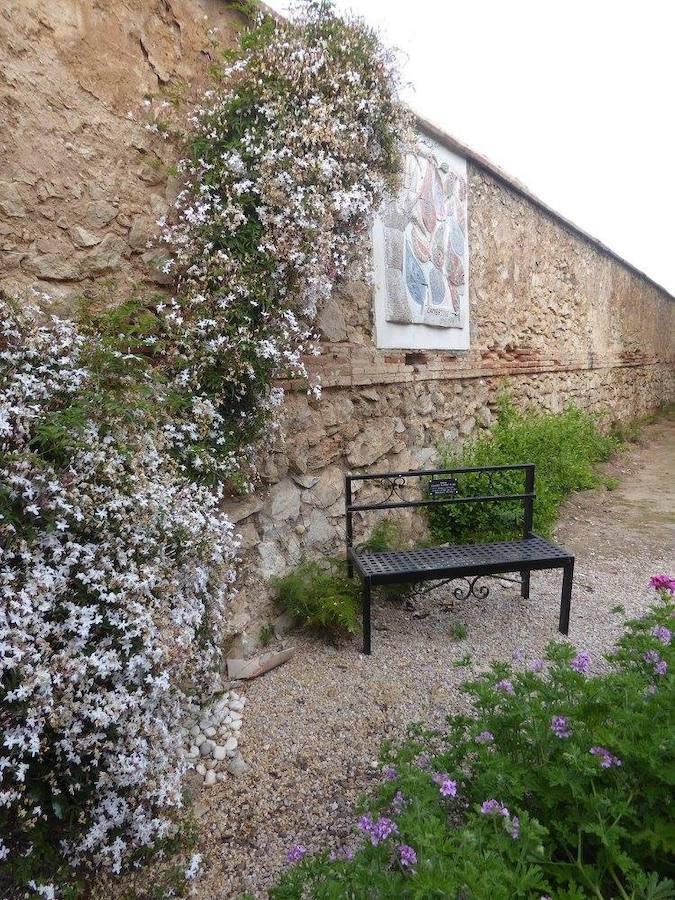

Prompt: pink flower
[529,658,544,673]
[495,679,514,694]
[649,574,675,594]
[475,730,494,744]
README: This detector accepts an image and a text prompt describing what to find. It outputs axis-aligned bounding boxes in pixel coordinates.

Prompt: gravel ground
[111,416,675,900]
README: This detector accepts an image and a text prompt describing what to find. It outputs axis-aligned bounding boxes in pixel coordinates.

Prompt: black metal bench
[345,464,574,654]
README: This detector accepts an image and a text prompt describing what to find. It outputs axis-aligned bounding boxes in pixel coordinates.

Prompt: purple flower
[644,650,668,676]
[495,679,514,694]
[651,625,672,645]
[286,844,307,864]
[382,765,397,781]
[550,715,571,739]
[480,799,509,817]
[432,772,458,797]
[649,574,675,594]
[529,658,544,673]
[398,844,417,868]
[359,815,398,846]
[590,746,622,768]
[475,730,494,744]
[570,652,591,675]
[391,790,406,814]
[415,752,432,770]
[510,815,520,840]
[329,846,354,861]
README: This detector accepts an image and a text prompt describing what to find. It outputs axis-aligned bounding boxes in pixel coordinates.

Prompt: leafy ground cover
[271,579,675,900]
[271,559,361,640]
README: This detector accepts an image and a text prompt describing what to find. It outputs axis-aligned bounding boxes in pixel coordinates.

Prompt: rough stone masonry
[2,0,673,646]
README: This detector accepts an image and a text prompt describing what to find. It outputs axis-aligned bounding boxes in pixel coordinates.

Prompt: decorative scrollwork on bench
[452,576,491,602]
[378,475,408,504]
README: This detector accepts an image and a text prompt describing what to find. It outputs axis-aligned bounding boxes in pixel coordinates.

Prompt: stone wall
[228,166,674,641]
[1,1,673,647]
[0,0,245,307]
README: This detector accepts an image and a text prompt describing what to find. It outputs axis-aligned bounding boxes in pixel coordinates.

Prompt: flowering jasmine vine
[1,1,407,886]
[1,298,238,874]
[150,0,410,481]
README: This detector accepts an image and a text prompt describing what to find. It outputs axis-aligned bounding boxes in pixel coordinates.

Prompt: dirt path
[116,416,675,899]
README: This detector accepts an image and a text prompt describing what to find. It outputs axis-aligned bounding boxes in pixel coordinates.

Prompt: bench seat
[345,464,575,654]
[349,535,572,584]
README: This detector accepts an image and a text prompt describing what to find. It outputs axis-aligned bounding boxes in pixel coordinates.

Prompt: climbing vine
[0,0,407,893]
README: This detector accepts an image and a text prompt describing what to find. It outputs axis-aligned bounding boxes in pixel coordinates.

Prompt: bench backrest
[345,464,536,552]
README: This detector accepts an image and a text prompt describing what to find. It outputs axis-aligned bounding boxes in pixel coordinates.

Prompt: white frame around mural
[372,130,470,351]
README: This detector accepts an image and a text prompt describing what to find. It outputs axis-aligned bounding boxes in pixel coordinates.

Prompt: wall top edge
[241,2,672,302]
[415,115,674,302]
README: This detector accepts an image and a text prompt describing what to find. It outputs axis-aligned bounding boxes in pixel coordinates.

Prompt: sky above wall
[269,0,675,296]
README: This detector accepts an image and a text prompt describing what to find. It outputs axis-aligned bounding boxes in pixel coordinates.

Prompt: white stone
[204,726,216,738]
[199,739,215,756]
[188,746,199,759]
[304,508,335,546]
[229,710,242,721]
[204,770,216,786]
[308,465,343,508]
[268,478,301,521]
[213,746,227,761]
[258,540,286,578]
[230,720,242,731]
[227,752,249,777]
[224,736,238,752]
[196,763,206,777]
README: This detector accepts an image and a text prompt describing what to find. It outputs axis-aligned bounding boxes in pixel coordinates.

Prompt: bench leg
[559,559,574,635]
[362,582,371,655]
[520,570,530,600]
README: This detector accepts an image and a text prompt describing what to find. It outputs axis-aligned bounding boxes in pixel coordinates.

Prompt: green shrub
[271,559,360,638]
[361,519,406,553]
[271,584,675,899]
[429,395,620,544]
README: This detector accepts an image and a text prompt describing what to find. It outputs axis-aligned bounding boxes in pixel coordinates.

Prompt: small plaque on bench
[429,477,459,497]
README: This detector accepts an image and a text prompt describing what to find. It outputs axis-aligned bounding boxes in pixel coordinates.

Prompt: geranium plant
[272,580,675,899]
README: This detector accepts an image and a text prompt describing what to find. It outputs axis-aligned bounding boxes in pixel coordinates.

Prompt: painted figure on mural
[382,144,467,328]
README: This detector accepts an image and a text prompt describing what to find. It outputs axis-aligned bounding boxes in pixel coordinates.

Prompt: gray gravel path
[112,416,675,899]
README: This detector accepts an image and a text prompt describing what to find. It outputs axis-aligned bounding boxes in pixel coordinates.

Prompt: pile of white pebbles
[183,690,247,786]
